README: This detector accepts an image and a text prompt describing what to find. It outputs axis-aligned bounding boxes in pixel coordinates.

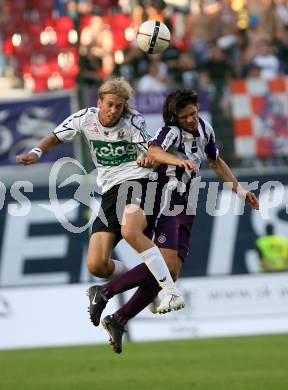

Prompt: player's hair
[98,77,134,115]
[163,89,199,126]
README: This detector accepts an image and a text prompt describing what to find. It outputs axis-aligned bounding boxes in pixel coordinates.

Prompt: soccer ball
[136,20,170,54]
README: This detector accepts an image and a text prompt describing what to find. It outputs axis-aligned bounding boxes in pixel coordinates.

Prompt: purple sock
[114,274,161,325]
[101,262,152,299]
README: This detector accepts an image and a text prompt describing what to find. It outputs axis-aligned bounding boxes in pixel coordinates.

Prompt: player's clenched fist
[178,159,199,173]
[245,191,259,210]
[16,148,42,165]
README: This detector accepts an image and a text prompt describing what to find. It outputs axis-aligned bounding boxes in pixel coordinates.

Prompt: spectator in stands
[274,25,288,75]
[66,0,92,17]
[201,41,234,85]
[230,29,250,78]
[160,42,181,76]
[201,41,233,161]
[143,0,166,23]
[171,52,198,89]
[79,50,103,86]
[80,15,114,79]
[184,0,219,66]
[256,223,288,273]
[137,59,172,92]
[244,13,272,65]
[113,46,149,84]
[251,39,281,80]
[213,0,238,38]
[245,62,262,79]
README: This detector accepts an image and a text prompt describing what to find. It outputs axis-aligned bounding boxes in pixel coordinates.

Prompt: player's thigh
[87,231,116,266]
[121,178,155,234]
[121,205,147,235]
[159,248,182,281]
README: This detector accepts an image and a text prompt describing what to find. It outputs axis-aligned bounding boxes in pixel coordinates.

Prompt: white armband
[29,148,43,159]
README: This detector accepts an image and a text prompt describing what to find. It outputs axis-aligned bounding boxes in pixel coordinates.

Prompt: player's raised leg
[121,205,185,312]
[101,270,160,353]
[87,232,128,279]
[87,231,128,326]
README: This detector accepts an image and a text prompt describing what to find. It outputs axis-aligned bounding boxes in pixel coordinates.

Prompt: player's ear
[97,98,101,108]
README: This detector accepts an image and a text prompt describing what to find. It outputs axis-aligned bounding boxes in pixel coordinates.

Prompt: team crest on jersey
[158,233,167,244]
[88,125,100,134]
[86,123,100,134]
[118,129,125,138]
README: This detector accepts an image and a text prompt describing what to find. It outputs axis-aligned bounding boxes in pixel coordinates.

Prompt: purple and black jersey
[147,116,219,260]
[149,116,219,189]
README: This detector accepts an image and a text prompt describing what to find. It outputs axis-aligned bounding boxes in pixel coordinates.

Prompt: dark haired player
[81,89,259,353]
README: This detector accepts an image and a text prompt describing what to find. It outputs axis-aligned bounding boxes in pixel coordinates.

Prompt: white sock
[109,259,129,279]
[140,247,179,294]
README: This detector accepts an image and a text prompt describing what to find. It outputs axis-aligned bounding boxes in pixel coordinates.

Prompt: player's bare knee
[87,258,110,278]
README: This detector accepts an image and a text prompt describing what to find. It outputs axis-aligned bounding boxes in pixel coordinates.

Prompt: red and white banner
[230,77,288,157]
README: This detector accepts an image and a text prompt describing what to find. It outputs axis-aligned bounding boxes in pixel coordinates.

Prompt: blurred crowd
[1,0,288,91]
[67,0,288,92]
[0,0,288,166]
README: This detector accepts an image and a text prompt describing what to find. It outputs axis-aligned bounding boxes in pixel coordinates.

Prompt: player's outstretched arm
[208,156,259,210]
[137,154,157,168]
[148,145,198,173]
[16,133,61,165]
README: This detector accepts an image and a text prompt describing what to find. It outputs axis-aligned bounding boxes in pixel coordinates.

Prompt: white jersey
[53,107,151,194]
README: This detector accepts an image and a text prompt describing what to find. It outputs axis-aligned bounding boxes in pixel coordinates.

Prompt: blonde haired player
[16,77,187,323]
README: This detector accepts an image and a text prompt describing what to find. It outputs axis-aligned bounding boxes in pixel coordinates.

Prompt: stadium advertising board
[0,91,75,166]
[0,171,287,288]
[0,283,120,349]
[1,273,288,349]
[129,273,288,341]
[0,184,89,287]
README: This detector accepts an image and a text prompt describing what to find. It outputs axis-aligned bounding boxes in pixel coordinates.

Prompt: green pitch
[1,334,288,390]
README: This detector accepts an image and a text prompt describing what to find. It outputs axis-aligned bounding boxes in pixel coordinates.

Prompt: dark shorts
[146,184,195,261]
[92,178,159,245]
[152,213,194,262]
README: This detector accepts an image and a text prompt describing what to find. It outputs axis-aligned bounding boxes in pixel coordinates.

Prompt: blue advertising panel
[0,183,89,287]
[0,92,75,165]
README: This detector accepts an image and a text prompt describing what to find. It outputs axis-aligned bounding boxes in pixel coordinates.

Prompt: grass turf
[0,334,288,390]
